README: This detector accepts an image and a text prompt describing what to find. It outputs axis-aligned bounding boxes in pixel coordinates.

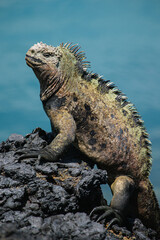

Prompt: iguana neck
[33,64,64,101]
[35,48,80,101]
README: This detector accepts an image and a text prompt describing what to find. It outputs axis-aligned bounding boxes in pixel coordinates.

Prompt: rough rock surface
[0,128,158,239]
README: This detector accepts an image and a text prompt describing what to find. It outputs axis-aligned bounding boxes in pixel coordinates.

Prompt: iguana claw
[15,146,57,162]
[90,205,124,228]
[15,149,38,160]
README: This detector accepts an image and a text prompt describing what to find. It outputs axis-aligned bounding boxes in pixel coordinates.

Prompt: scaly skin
[24,42,160,236]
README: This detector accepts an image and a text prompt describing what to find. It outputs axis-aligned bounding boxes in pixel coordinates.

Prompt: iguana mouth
[25,54,44,68]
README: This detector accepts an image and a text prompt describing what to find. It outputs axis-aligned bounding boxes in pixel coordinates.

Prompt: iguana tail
[137,179,160,238]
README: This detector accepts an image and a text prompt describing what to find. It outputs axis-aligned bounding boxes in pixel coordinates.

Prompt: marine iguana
[23,42,160,236]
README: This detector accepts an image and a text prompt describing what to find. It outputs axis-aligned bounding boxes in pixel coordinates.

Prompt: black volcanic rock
[0,128,158,240]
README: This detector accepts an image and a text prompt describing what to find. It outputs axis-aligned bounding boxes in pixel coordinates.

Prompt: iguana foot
[15,146,57,162]
[90,176,135,229]
[15,149,38,159]
[90,205,124,229]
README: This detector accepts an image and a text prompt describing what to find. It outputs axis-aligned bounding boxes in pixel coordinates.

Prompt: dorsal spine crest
[60,42,90,70]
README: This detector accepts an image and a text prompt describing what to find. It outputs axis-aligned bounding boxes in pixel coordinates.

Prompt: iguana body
[25,42,160,236]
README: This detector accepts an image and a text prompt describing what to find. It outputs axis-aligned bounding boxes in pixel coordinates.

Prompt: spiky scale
[69,44,78,50]
[82,60,89,62]
[77,55,85,60]
[76,51,85,56]
[66,42,72,48]
[71,46,80,53]
[63,42,69,47]
[74,46,81,53]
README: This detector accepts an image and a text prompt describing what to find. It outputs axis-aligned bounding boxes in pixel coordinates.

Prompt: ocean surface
[0,0,160,203]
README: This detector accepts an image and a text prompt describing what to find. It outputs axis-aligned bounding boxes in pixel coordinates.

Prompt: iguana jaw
[25,54,44,68]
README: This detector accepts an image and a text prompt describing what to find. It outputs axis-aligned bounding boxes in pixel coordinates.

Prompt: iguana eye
[43,53,50,57]
[43,52,54,57]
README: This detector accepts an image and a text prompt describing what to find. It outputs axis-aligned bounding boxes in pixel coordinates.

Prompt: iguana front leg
[19,109,76,161]
[90,176,135,227]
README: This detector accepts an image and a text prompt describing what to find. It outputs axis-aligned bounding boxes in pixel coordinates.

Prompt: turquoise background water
[0,0,160,203]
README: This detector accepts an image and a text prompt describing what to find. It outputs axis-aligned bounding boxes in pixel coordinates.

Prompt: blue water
[0,0,160,203]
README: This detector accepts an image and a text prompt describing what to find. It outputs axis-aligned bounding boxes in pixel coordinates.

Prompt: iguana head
[25,42,89,101]
[26,42,61,68]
